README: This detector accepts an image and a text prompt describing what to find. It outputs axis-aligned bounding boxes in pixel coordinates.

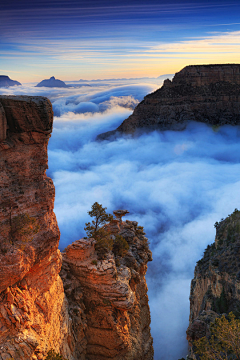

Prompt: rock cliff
[0,95,153,360]
[61,220,153,360]
[186,209,240,359]
[97,64,240,140]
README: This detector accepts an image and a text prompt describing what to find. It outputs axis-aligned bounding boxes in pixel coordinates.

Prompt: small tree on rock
[84,202,113,259]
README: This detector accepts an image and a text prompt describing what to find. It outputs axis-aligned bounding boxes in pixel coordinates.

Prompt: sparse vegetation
[194,312,240,360]
[212,288,228,314]
[84,202,113,259]
[84,202,113,238]
[0,211,40,253]
[113,234,129,257]
[44,349,67,360]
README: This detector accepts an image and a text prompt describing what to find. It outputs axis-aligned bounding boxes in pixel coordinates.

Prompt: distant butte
[97,64,240,140]
[36,76,69,88]
[0,75,21,87]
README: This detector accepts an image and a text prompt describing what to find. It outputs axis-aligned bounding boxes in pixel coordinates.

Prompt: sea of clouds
[2,79,240,359]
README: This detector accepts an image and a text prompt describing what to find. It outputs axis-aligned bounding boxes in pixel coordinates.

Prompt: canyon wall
[0,95,153,360]
[0,95,73,360]
[186,209,240,359]
[97,64,240,140]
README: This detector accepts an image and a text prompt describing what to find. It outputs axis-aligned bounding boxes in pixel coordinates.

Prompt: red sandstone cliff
[0,96,153,360]
[61,220,153,360]
[97,64,240,140]
[0,95,73,360]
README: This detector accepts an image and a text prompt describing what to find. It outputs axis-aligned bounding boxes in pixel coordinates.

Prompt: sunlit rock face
[61,219,154,360]
[0,95,72,360]
[97,64,240,139]
[187,209,240,359]
[0,96,153,360]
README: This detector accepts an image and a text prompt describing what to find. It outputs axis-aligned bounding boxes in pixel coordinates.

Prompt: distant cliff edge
[97,64,240,140]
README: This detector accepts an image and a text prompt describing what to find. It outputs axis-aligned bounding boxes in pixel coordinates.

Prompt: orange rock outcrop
[61,219,154,360]
[0,95,74,360]
[0,95,153,360]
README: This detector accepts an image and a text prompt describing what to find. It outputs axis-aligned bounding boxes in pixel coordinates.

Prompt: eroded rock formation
[187,209,240,359]
[61,220,153,360]
[97,64,240,140]
[0,95,153,360]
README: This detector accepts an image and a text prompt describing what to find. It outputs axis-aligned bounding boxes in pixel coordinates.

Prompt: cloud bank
[2,82,240,359]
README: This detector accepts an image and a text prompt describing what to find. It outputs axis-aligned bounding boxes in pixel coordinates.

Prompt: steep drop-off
[187,209,240,359]
[0,95,153,360]
[98,64,240,140]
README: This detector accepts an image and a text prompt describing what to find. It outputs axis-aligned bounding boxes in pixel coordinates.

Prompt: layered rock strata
[0,96,73,360]
[97,64,240,140]
[0,95,153,360]
[61,219,154,360]
[187,209,240,359]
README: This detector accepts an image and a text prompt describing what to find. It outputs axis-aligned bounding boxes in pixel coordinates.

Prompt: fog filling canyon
[2,80,240,359]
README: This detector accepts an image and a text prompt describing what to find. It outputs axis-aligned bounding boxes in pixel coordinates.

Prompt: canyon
[0,95,153,360]
[97,64,240,140]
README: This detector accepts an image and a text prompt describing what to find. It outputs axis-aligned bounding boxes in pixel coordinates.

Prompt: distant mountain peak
[36,76,69,88]
[0,75,21,87]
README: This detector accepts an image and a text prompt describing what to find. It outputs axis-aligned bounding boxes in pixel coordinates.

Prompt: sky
[1,0,240,82]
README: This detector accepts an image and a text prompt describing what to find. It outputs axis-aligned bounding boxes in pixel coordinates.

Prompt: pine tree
[194,312,240,360]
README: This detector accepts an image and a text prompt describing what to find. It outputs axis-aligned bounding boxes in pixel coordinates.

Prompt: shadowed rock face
[0,75,21,88]
[36,76,69,88]
[0,95,153,360]
[187,209,240,359]
[97,64,240,140]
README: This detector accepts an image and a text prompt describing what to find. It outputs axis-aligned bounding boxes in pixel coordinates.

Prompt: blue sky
[0,0,240,81]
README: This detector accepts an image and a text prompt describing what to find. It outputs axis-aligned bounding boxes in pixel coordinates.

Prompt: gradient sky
[1,0,240,82]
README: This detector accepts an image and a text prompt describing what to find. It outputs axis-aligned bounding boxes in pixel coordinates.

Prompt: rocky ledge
[186,209,240,359]
[97,64,240,140]
[0,95,153,360]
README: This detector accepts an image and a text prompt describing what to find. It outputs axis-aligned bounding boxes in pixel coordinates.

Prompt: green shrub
[194,312,240,359]
[94,228,113,260]
[45,349,67,360]
[113,235,129,257]
[0,212,39,251]
[91,259,97,265]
